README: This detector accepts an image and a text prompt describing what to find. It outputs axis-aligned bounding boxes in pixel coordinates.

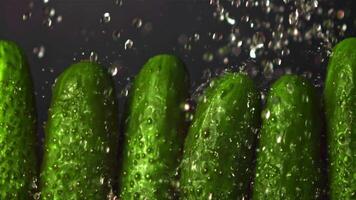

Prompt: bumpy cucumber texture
[0,40,38,199]
[40,61,119,199]
[180,73,261,199]
[118,55,189,199]
[324,38,356,199]
[253,75,323,199]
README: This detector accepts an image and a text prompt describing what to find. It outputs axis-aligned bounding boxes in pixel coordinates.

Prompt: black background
[0,0,233,135]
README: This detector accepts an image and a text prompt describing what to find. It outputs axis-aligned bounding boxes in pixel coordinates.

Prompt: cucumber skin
[0,40,38,199]
[40,62,119,199]
[118,55,189,199]
[324,38,356,199]
[253,75,323,200]
[180,73,261,199]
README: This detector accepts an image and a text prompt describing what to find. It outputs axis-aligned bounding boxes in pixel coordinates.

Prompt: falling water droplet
[202,52,214,62]
[183,103,190,111]
[288,9,299,25]
[124,39,134,50]
[132,17,143,28]
[112,30,121,41]
[109,66,118,76]
[49,8,56,17]
[250,48,257,59]
[43,18,52,27]
[33,46,46,59]
[192,33,200,42]
[89,51,98,62]
[22,12,32,21]
[336,10,345,20]
[56,15,63,23]
[102,12,111,23]
[276,135,282,143]
[264,110,271,119]
[143,22,153,34]
[114,0,123,6]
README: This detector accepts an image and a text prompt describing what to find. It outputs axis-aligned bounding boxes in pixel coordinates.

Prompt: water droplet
[33,192,41,200]
[249,48,257,59]
[229,33,236,42]
[134,173,141,180]
[124,39,134,50]
[56,15,63,23]
[264,110,271,119]
[33,46,46,59]
[112,30,121,41]
[143,22,153,33]
[43,18,52,27]
[109,66,118,76]
[212,32,223,41]
[132,17,143,28]
[22,12,32,21]
[202,52,214,62]
[102,12,111,23]
[202,130,210,139]
[114,0,123,6]
[288,9,299,25]
[225,13,236,25]
[274,58,282,66]
[89,51,98,62]
[337,10,345,20]
[49,8,56,17]
[276,135,282,143]
[208,193,213,200]
[185,113,194,122]
[134,193,140,198]
[341,24,347,31]
[183,103,190,111]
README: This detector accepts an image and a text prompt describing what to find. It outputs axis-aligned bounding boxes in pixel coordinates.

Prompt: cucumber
[253,75,323,199]
[180,73,261,199]
[324,38,356,199]
[40,61,119,199]
[0,40,38,199]
[118,55,189,199]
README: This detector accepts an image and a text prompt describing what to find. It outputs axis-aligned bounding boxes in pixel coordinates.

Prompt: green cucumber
[0,40,38,199]
[180,73,261,199]
[40,61,119,199]
[253,75,323,199]
[118,55,189,199]
[324,38,356,199]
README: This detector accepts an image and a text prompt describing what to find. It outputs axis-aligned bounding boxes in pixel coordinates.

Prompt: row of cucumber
[0,38,355,199]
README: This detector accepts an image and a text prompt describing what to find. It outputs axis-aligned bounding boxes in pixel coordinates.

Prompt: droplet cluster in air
[186,0,350,82]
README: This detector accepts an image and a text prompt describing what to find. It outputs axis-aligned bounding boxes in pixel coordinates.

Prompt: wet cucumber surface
[324,38,356,199]
[253,75,323,200]
[40,61,119,199]
[180,73,261,199]
[0,40,38,199]
[1,37,355,199]
[118,55,189,199]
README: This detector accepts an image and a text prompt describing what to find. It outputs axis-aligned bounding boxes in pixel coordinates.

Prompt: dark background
[0,0,233,135]
[0,0,355,157]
